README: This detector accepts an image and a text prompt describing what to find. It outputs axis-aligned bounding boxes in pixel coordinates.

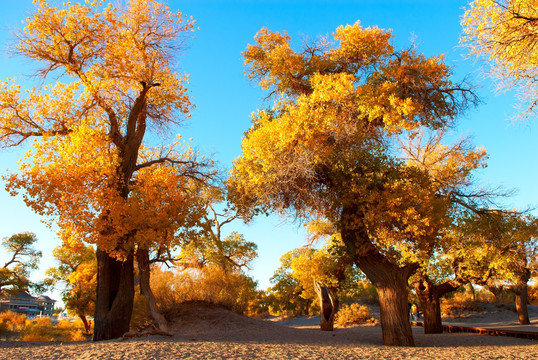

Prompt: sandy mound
[165,301,375,345]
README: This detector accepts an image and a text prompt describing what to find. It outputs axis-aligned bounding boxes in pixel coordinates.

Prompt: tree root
[122,324,173,339]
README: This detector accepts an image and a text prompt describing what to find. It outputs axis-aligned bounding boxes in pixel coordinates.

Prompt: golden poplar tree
[230,23,477,346]
[0,0,213,340]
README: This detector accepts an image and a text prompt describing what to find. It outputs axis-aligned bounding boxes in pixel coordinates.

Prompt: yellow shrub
[335,303,377,327]
[0,311,27,335]
[148,265,258,318]
[441,292,483,318]
[21,317,85,341]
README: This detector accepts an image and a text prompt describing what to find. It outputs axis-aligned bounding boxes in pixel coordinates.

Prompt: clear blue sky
[0,0,536,299]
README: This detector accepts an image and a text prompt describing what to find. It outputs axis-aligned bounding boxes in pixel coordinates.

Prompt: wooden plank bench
[410,321,538,340]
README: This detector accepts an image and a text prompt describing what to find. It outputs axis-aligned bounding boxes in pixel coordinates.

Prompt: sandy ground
[1,303,537,360]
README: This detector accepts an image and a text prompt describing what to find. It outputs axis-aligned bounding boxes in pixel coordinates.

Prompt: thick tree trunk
[415,279,442,334]
[374,274,414,346]
[415,275,466,334]
[513,270,531,325]
[340,206,416,346]
[415,277,457,334]
[355,252,416,346]
[314,281,338,331]
[514,286,530,325]
[136,248,169,333]
[93,249,134,341]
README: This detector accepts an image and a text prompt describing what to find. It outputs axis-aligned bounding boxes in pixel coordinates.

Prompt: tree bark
[314,281,338,331]
[513,270,531,325]
[414,276,462,334]
[93,249,134,341]
[370,267,414,346]
[136,248,169,333]
[340,206,416,346]
[78,314,91,335]
[415,278,442,334]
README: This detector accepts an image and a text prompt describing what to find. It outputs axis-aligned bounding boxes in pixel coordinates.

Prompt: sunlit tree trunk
[362,260,415,346]
[93,85,150,340]
[513,270,530,325]
[93,249,134,341]
[340,207,416,346]
[415,277,443,334]
[314,281,338,331]
[415,276,462,334]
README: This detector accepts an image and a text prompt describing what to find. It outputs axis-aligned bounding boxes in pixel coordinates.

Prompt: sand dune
[1,302,537,359]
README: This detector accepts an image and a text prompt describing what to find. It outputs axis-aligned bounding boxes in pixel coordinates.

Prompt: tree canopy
[462,0,538,117]
[0,232,42,294]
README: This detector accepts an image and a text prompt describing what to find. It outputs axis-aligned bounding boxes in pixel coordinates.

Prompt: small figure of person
[411,303,418,321]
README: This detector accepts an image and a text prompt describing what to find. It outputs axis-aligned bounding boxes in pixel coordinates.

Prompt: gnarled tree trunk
[340,206,417,346]
[414,276,462,334]
[488,284,507,304]
[136,248,169,333]
[314,281,338,331]
[365,261,415,346]
[513,270,531,325]
[93,249,134,341]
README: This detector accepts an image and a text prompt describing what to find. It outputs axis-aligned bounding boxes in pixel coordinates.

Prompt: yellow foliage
[22,318,86,342]
[335,303,377,327]
[0,311,27,335]
[149,265,258,316]
[462,0,538,117]
[231,22,474,234]
[529,282,538,305]
[1,0,214,263]
[1,313,85,342]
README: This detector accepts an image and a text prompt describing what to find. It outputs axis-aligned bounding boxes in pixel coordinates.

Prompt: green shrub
[335,303,377,327]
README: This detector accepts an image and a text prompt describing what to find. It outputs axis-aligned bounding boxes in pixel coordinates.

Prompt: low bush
[335,303,377,327]
[22,317,86,341]
[0,311,27,337]
[0,312,85,341]
[441,292,483,318]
